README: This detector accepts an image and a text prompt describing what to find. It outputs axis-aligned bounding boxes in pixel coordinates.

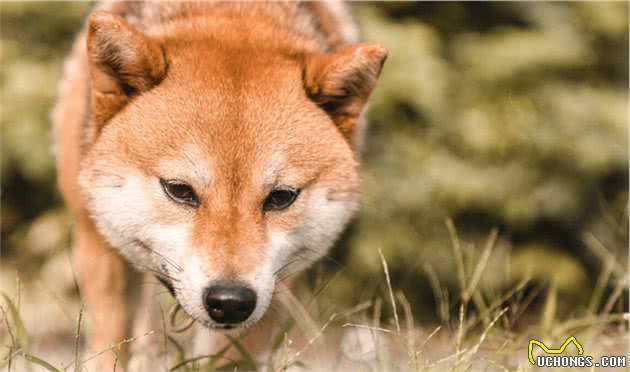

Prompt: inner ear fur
[87,11,167,127]
[304,42,388,141]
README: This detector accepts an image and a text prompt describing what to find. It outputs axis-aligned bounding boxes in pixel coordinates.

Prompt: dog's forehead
[114,51,343,188]
[152,45,312,135]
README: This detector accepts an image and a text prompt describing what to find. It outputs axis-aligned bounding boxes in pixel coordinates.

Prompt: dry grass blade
[480,356,511,372]
[469,279,529,333]
[396,291,418,371]
[112,349,120,372]
[168,304,195,333]
[1,347,22,372]
[276,332,291,372]
[588,258,614,314]
[556,313,627,335]
[416,326,442,367]
[1,293,28,353]
[270,317,296,353]
[378,248,400,333]
[396,292,414,347]
[168,350,235,372]
[372,297,385,372]
[601,275,628,316]
[338,301,372,319]
[341,323,396,335]
[0,304,18,372]
[456,303,465,357]
[289,313,336,363]
[472,291,489,326]
[467,307,508,357]
[166,334,185,367]
[424,264,449,324]
[73,304,83,372]
[81,331,155,365]
[446,219,467,297]
[225,335,258,370]
[23,354,61,372]
[306,269,344,308]
[396,292,420,371]
[277,283,319,339]
[583,233,625,279]
[464,228,498,302]
[159,304,168,371]
[418,325,441,352]
[425,347,469,369]
[541,284,557,334]
[0,305,17,349]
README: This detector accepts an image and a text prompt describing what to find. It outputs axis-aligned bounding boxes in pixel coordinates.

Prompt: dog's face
[80,12,386,329]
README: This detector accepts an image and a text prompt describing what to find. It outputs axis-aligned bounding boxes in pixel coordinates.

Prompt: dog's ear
[304,42,387,142]
[87,11,167,127]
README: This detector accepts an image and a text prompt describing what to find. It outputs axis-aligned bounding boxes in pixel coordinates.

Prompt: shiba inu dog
[53,1,386,369]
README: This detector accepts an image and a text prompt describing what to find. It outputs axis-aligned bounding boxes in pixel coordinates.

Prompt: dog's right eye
[160,179,200,208]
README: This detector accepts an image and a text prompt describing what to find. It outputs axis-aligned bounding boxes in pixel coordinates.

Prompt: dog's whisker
[273,258,307,276]
[274,248,322,272]
[138,281,181,292]
[300,246,345,269]
[276,267,305,284]
[135,239,184,273]
[131,263,179,283]
[113,239,183,278]
[139,281,167,286]
[152,290,172,298]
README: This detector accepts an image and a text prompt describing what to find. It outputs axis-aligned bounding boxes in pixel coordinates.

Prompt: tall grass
[1,220,627,371]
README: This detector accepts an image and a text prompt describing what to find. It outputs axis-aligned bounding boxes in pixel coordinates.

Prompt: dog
[53,1,386,369]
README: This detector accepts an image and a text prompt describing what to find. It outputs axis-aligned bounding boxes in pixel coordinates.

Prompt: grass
[1,220,627,371]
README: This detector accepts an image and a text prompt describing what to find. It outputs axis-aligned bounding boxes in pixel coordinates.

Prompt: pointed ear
[304,42,387,142]
[87,11,167,126]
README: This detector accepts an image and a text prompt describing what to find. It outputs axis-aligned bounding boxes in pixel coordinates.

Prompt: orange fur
[54,2,386,370]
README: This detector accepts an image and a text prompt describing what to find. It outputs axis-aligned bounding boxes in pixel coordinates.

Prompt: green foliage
[1,2,91,260]
[333,2,629,317]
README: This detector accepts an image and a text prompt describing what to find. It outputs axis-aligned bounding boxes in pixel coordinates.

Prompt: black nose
[204,283,257,324]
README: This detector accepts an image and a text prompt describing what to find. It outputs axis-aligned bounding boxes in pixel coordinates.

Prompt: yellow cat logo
[528,336,584,365]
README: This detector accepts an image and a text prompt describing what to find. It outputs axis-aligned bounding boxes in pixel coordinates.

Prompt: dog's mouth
[156,276,196,332]
[156,275,176,296]
[156,275,246,332]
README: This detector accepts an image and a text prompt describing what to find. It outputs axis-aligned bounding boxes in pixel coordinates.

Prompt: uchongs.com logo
[528,336,627,368]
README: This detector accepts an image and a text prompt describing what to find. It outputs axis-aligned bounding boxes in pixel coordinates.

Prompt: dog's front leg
[73,219,132,371]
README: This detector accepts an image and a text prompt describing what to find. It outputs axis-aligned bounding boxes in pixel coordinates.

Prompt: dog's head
[79,11,386,329]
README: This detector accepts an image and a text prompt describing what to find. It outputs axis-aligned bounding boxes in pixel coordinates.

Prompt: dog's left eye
[263,188,299,211]
[161,179,200,207]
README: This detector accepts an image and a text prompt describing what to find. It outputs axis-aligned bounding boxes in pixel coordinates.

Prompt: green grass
[1,221,627,371]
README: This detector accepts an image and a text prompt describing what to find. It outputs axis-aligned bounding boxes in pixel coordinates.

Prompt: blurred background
[1,0,628,362]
